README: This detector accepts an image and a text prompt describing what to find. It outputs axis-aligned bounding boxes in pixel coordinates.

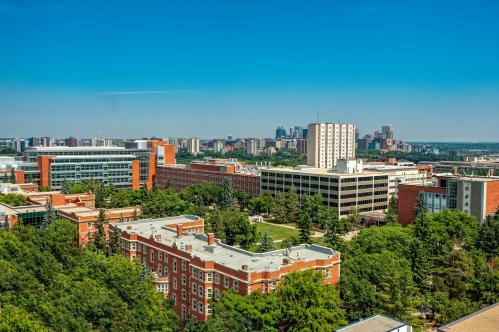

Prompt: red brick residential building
[156,159,260,196]
[114,216,340,322]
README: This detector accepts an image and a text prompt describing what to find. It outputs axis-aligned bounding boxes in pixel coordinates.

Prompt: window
[150,250,154,263]
[182,289,186,300]
[198,285,203,297]
[137,243,142,251]
[172,293,177,305]
[192,299,197,311]
[173,277,177,290]
[214,289,220,300]
[142,244,147,254]
[207,272,212,282]
[158,252,163,261]
[182,260,187,271]
[157,264,162,275]
[173,259,177,273]
[192,283,197,295]
[164,266,168,277]
[214,273,220,284]
[164,253,168,263]
[233,280,239,293]
[207,303,212,314]
[182,274,186,285]
[224,276,229,288]
[181,304,186,319]
[191,267,197,279]
[198,270,203,281]
[199,302,204,314]
[207,288,212,298]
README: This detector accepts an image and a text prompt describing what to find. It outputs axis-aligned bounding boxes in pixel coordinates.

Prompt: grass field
[255,222,299,241]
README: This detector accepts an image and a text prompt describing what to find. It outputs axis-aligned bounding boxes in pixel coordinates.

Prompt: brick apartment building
[115,216,340,321]
[156,159,260,196]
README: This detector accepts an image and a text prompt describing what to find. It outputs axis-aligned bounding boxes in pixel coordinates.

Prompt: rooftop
[260,166,385,177]
[437,302,499,332]
[116,216,337,272]
[26,146,128,151]
[335,314,409,332]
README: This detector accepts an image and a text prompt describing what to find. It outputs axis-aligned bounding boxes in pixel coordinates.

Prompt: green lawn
[255,223,299,241]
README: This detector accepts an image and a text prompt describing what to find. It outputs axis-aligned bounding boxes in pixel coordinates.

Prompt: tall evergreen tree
[415,192,427,220]
[323,208,346,248]
[384,196,398,224]
[140,262,149,281]
[94,209,107,251]
[286,187,300,224]
[41,200,56,229]
[271,193,287,224]
[109,215,123,255]
[297,207,313,243]
[60,179,71,194]
[9,168,16,184]
[220,177,235,209]
[258,232,275,252]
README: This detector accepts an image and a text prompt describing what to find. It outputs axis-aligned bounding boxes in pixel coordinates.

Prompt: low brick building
[115,215,340,322]
[156,159,260,196]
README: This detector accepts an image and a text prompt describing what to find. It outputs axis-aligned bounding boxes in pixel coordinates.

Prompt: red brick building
[156,159,260,196]
[115,216,340,322]
[398,175,499,225]
[398,184,447,225]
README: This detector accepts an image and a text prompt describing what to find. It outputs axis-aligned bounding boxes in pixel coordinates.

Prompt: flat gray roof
[335,315,409,332]
[260,166,385,177]
[116,216,337,273]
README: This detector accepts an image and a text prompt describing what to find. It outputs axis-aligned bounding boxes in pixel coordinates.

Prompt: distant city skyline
[1,0,498,141]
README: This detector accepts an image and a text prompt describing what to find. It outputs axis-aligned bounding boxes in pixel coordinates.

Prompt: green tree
[9,168,16,184]
[0,193,28,206]
[41,199,56,229]
[0,220,179,331]
[297,206,313,244]
[323,208,347,248]
[60,178,71,194]
[384,196,398,224]
[109,219,122,256]
[203,270,346,332]
[234,189,250,210]
[94,209,107,251]
[277,270,346,331]
[205,209,257,249]
[220,177,236,209]
[271,193,287,224]
[341,251,417,321]
[414,192,427,220]
[476,215,499,257]
[286,187,300,224]
[248,193,274,216]
[258,232,275,252]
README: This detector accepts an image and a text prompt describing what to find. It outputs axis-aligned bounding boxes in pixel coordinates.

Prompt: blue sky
[0,0,498,141]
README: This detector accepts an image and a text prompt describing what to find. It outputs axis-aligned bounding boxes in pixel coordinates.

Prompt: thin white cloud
[100,90,192,96]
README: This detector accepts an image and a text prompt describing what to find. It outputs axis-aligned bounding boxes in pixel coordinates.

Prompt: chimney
[283,258,290,265]
[127,226,132,230]
[154,234,161,241]
[185,244,192,251]
[241,264,248,271]
[207,233,215,245]
[176,224,183,237]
